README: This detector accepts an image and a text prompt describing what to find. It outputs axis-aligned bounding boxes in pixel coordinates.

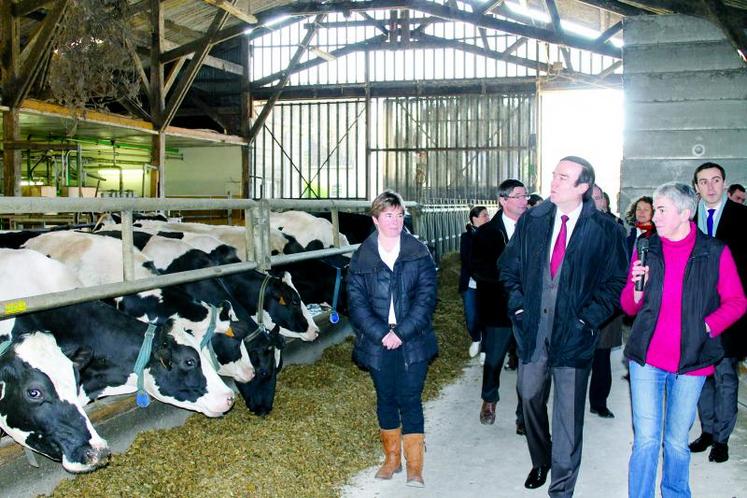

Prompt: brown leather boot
[403,433,425,487]
[374,428,402,479]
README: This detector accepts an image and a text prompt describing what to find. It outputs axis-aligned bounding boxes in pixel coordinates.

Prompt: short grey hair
[653,182,697,219]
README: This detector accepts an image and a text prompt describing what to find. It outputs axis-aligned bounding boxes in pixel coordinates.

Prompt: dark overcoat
[498,199,628,368]
[347,231,438,370]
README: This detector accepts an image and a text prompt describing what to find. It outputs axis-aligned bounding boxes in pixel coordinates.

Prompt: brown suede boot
[403,433,425,487]
[374,428,402,479]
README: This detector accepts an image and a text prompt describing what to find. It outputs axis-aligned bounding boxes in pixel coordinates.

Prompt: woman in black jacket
[347,190,438,488]
[459,205,490,358]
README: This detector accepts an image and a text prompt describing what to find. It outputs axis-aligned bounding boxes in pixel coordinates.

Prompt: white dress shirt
[502,213,517,240]
[550,202,583,250]
[378,237,401,325]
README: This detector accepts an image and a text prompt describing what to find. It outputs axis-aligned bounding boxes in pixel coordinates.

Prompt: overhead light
[310,46,337,61]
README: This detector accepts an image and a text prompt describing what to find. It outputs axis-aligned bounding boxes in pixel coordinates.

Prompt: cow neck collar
[134,323,158,408]
[0,339,12,357]
[199,304,223,371]
[251,274,274,336]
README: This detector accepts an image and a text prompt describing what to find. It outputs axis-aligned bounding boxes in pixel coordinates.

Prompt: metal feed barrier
[0,196,483,319]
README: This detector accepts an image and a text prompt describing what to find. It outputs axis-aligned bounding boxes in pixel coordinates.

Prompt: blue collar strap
[134,324,158,408]
[255,274,273,333]
[200,304,221,371]
[330,267,342,324]
[0,339,12,358]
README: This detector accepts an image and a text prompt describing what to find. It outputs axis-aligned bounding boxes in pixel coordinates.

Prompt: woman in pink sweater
[621,182,746,498]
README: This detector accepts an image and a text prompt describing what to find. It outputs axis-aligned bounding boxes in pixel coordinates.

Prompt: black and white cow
[0,248,109,472]
[96,226,320,342]
[18,231,250,382]
[0,331,111,473]
[235,326,285,416]
[1,248,236,417]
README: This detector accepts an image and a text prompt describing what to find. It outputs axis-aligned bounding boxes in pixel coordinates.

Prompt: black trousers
[588,347,612,411]
[518,356,591,498]
[481,326,513,402]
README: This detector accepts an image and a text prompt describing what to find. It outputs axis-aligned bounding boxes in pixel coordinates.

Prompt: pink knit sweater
[621,222,747,376]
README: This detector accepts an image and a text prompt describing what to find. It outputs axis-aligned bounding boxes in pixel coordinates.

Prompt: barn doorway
[540,89,624,215]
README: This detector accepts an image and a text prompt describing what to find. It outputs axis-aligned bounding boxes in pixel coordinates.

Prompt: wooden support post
[2,2,21,196]
[240,36,253,199]
[150,132,166,198]
[2,110,22,197]
[150,0,165,128]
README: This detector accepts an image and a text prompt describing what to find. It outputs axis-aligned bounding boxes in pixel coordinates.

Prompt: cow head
[142,322,235,417]
[260,272,319,341]
[237,326,285,416]
[0,332,110,473]
[207,319,254,383]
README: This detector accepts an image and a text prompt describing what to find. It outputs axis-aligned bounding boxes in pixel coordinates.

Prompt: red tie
[550,215,569,278]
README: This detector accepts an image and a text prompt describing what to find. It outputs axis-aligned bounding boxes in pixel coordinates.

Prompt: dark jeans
[481,326,513,402]
[369,347,428,434]
[461,288,482,343]
[589,347,612,411]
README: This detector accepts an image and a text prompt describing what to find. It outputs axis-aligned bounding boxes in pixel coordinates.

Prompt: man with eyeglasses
[470,179,528,435]
[499,157,627,495]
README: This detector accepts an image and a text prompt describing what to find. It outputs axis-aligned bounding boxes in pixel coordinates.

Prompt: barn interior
[0,0,746,496]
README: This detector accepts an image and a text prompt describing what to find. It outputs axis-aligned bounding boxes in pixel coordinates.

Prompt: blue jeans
[369,347,428,434]
[461,288,482,343]
[629,362,706,498]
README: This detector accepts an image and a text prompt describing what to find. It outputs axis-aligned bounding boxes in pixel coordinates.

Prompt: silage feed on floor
[48,253,469,498]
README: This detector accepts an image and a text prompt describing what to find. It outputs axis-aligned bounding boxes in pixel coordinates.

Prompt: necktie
[550,215,569,278]
[706,208,715,237]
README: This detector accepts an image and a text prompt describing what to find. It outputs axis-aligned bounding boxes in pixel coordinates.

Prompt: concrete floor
[342,349,747,498]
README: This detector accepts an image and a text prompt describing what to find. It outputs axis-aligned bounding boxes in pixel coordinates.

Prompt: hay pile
[49,254,469,497]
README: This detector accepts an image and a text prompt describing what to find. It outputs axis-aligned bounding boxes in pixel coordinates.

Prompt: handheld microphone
[635,237,650,292]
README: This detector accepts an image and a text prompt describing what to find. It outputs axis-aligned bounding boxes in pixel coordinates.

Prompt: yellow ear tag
[279,296,287,305]
[225,327,234,338]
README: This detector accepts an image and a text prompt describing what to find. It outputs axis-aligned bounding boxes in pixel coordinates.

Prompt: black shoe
[524,466,550,489]
[590,407,615,418]
[709,442,729,463]
[516,422,526,436]
[689,432,713,453]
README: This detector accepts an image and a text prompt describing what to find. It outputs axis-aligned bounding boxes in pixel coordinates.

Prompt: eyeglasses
[502,195,531,200]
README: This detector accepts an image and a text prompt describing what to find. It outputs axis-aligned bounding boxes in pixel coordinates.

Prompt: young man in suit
[689,162,747,463]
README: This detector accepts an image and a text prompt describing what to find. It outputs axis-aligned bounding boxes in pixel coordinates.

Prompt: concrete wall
[165,146,243,197]
[621,14,747,216]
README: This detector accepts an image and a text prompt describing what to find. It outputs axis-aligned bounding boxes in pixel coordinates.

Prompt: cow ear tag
[279,296,287,305]
[329,310,339,324]
[225,327,234,338]
[136,392,151,408]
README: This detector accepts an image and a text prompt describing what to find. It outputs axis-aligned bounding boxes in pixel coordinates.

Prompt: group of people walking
[344,157,746,497]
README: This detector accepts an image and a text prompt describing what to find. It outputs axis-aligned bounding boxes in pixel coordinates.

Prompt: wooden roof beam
[9,0,69,108]
[201,0,258,24]
[12,0,52,17]
[161,2,235,128]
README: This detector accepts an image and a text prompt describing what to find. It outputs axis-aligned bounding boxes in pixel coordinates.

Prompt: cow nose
[227,393,235,406]
[85,446,111,467]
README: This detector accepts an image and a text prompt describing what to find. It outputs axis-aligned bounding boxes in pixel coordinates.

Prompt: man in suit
[689,162,747,463]
[727,183,745,204]
[471,179,527,432]
[499,157,628,496]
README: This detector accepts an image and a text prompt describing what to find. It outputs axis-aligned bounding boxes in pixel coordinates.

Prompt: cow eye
[26,388,44,401]
[184,358,197,368]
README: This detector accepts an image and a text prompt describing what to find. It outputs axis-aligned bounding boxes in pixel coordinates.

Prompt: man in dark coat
[471,179,527,429]
[499,157,628,495]
[689,162,747,463]
[588,185,624,419]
